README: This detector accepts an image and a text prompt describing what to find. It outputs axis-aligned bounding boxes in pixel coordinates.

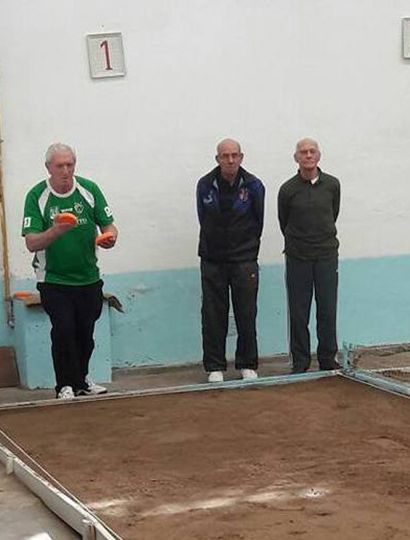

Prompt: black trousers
[285,255,338,372]
[201,260,259,372]
[38,280,103,393]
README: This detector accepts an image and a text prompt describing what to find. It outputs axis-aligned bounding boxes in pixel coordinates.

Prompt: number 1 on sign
[100,40,113,70]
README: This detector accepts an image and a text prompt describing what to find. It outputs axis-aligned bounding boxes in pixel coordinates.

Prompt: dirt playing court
[1,376,410,539]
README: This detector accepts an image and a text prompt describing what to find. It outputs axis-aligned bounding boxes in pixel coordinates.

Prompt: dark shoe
[319,360,341,371]
[291,366,309,374]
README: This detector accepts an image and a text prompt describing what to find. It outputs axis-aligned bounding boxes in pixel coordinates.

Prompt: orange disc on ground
[14,291,32,299]
[54,212,78,226]
[96,232,114,246]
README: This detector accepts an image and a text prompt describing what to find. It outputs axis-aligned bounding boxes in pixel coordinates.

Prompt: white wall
[1,0,410,277]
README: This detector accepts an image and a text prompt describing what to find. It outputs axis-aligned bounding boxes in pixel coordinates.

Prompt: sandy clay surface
[1,376,410,539]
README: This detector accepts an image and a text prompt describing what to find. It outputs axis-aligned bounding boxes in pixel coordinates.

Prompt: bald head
[216,138,242,155]
[215,138,244,183]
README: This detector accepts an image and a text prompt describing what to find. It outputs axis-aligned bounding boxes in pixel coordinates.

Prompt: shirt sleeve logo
[104,206,113,217]
[23,217,31,228]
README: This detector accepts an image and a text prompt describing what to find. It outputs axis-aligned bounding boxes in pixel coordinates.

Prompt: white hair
[45,143,76,164]
[295,138,320,153]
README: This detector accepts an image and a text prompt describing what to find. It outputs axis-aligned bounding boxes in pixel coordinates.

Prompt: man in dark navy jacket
[278,138,341,374]
[196,139,265,383]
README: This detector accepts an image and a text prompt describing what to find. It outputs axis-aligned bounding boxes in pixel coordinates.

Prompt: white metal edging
[0,441,14,473]
[341,369,410,400]
[0,442,121,540]
[340,341,410,399]
[0,369,340,412]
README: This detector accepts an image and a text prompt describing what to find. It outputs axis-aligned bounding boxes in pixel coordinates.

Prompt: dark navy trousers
[285,256,338,372]
[38,280,103,393]
[201,260,259,372]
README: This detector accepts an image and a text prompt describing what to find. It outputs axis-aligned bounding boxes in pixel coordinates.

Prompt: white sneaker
[84,375,107,395]
[241,369,258,380]
[57,386,75,399]
[208,371,224,383]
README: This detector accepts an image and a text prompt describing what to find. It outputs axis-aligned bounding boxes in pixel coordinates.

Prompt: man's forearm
[25,227,63,252]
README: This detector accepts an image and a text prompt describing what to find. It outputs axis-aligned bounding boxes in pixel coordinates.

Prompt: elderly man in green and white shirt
[22,143,118,399]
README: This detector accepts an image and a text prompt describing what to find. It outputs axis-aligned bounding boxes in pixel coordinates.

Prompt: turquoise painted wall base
[4,255,410,388]
[12,299,112,389]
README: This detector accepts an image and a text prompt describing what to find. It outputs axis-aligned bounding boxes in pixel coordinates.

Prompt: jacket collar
[211,166,247,190]
[297,166,323,183]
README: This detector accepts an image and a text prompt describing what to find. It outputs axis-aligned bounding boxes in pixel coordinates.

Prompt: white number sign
[86,32,126,79]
